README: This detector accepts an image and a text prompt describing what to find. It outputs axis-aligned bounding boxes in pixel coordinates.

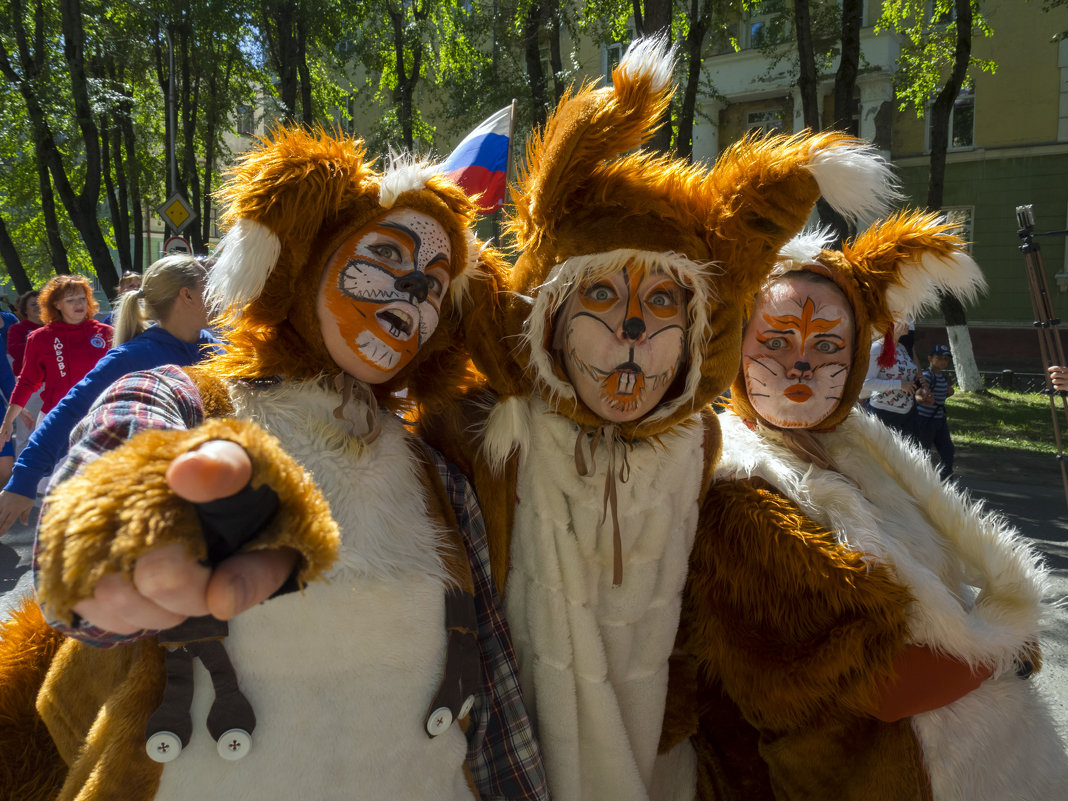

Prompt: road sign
[157,193,195,234]
[163,236,191,255]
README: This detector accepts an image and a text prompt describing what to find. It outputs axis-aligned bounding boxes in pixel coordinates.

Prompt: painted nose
[394,272,428,303]
[787,361,812,379]
[621,316,646,341]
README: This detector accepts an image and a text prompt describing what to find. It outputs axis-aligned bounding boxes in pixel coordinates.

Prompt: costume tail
[0,595,68,800]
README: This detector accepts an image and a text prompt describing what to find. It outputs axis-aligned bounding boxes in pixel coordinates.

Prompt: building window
[943,206,974,252]
[949,88,974,149]
[236,104,254,136]
[748,108,784,135]
[604,42,625,84]
[743,0,790,50]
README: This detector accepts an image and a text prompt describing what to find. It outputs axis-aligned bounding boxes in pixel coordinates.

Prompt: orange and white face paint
[741,274,854,429]
[553,264,688,422]
[317,209,451,384]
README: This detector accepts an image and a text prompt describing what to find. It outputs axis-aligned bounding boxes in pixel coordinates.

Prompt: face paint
[741,276,854,428]
[317,209,452,384]
[554,265,688,422]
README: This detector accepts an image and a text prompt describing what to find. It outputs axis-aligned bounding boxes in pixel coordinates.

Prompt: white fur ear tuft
[207,218,282,314]
[884,249,988,321]
[480,396,532,476]
[808,144,902,224]
[775,227,838,272]
[380,153,439,208]
[617,34,676,93]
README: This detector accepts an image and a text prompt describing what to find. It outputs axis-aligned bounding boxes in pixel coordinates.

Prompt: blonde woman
[0,256,219,535]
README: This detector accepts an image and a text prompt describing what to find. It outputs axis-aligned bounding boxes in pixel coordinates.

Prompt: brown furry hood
[474,36,901,440]
[730,210,988,430]
[204,126,480,413]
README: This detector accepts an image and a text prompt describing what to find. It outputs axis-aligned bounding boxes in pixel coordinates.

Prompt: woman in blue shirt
[0,255,219,535]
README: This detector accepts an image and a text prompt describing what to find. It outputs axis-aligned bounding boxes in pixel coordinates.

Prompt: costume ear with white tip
[845,209,987,324]
[207,219,282,314]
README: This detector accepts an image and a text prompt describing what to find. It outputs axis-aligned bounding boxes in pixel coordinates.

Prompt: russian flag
[443,105,513,214]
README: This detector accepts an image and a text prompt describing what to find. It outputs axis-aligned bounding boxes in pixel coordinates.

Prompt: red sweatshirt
[6,320,42,376]
[11,320,113,414]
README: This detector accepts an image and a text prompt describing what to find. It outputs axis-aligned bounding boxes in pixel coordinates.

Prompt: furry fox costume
[682,212,1068,800]
[419,37,900,801]
[0,127,549,801]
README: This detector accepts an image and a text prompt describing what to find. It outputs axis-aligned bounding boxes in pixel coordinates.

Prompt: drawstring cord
[574,425,632,587]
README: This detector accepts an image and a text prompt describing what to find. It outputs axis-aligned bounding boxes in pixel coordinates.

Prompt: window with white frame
[748,108,784,135]
[236,105,254,136]
[949,88,974,149]
[743,0,790,49]
[943,206,974,252]
[604,42,625,84]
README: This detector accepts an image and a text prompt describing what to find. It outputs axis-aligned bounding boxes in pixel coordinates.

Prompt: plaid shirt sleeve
[33,364,205,648]
[429,450,552,801]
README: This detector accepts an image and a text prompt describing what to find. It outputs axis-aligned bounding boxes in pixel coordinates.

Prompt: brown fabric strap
[574,424,631,587]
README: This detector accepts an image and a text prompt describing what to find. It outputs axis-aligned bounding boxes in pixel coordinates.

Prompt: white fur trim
[714,409,1068,798]
[446,229,482,311]
[883,249,987,322]
[617,34,676,93]
[773,228,838,274]
[505,398,705,800]
[808,143,902,224]
[207,218,282,314]
[480,395,532,476]
[523,248,720,424]
[380,153,440,208]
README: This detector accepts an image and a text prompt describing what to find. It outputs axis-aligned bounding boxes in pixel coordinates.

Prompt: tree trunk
[34,143,71,274]
[928,0,982,391]
[523,1,548,129]
[53,0,117,294]
[120,105,144,271]
[676,0,711,162]
[0,215,31,295]
[546,0,564,103]
[297,16,313,125]
[636,0,673,152]
[794,0,820,130]
[100,112,132,280]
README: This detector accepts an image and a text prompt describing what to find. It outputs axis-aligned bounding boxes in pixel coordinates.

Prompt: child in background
[917,343,955,480]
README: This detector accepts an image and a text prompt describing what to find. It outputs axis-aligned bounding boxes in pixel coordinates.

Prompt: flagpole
[493,100,517,245]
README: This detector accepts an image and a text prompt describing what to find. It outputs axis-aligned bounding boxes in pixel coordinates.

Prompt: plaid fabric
[431,451,551,801]
[37,365,550,800]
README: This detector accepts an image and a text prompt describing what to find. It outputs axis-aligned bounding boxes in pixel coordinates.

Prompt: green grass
[946,389,1067,454]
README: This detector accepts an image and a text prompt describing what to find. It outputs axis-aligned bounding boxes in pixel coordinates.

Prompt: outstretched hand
[71,440,299,635]
[0,490,35,537]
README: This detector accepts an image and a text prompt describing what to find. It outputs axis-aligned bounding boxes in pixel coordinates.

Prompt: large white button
[426,706,454,736]
[146,731,182,763]
[217,728,253,760]
[458,695,475,719]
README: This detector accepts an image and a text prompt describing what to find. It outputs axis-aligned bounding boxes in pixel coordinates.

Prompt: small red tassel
[877,327,897,369]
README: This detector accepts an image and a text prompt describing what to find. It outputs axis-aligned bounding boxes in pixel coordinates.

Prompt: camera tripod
[1016,204,1068,507]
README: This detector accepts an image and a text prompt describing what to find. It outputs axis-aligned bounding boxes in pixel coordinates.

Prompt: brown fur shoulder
[0,598,68,801]
[181,365,235,417]
[684,476,912,730]
[418,386,517,596]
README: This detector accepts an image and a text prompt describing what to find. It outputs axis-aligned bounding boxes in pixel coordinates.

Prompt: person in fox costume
[418,36,900,801]
[681,212,1068,800]
[0,127,548,801]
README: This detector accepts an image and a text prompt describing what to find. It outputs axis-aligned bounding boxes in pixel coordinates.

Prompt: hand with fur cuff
[35,416,338,632]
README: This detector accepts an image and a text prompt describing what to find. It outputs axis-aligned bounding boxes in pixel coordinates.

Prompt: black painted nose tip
[794,361,811,373]
[394,272,428,303]
[622,317,646,340]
